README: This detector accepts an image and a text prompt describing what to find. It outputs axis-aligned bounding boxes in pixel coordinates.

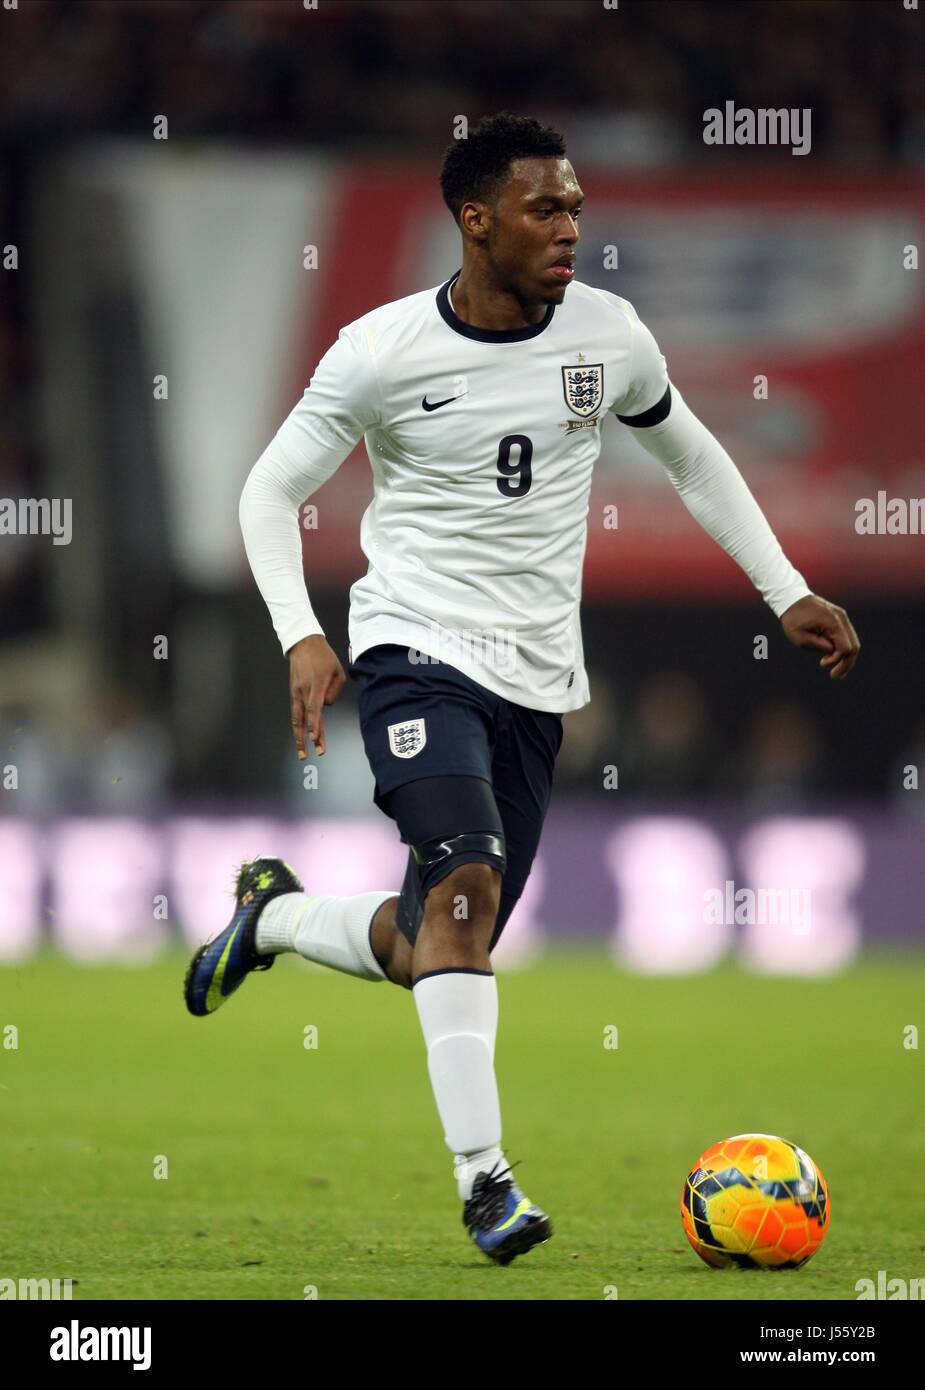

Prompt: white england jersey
[241,273,810,713]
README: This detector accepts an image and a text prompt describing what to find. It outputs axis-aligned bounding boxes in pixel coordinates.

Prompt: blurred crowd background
[1,0,922,161]
[1,0,923,827]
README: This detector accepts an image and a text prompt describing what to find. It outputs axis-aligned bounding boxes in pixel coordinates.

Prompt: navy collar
[436,270,555,343]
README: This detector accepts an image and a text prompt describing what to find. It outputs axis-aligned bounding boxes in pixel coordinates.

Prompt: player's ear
[459,200,490,242]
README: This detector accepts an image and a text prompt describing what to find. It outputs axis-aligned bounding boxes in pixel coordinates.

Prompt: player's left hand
[780,594,860,680]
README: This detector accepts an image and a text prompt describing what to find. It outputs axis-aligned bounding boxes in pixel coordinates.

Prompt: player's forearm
[238,439,332,656]
[631,387,811,617]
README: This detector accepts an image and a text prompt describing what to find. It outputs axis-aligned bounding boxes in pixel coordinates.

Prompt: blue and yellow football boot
[184,857,303,1017]
[462,1160,553,1265]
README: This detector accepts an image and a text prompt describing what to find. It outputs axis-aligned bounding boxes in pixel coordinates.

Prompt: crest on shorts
[388,717,427,759]
[561,363,604,418]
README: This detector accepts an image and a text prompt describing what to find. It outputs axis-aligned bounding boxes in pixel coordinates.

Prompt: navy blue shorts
[348,643,563,951]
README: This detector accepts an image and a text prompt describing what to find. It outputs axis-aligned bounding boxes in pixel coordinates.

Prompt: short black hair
[439,113,567,225]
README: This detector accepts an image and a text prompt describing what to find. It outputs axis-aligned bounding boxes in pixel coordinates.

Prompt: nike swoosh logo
[496,1197,533,1232]
[205,921,241,1011]
[422,393,467,412]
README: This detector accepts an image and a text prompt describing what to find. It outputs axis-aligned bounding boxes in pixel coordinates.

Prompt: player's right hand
[287,634,346,758]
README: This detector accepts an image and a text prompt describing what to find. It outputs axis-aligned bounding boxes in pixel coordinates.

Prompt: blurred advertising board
[1,807,921,972]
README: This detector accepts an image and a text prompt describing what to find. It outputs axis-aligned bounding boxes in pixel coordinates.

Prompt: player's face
[488,157,583,306]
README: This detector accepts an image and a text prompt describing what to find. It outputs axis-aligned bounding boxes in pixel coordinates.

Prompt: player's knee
[427,860,501,927]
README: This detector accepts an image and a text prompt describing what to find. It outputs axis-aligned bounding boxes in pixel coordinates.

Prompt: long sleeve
[611,306,810,618]
[239,324,382,656]
[625,384,812,617]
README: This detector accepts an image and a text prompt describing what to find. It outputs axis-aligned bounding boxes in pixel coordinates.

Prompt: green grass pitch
[2,949,922,1300]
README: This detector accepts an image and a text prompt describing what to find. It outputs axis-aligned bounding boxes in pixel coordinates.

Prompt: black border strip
[617,382,672,427]
[436,271,555,343]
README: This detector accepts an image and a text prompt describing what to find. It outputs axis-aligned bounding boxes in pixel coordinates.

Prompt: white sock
[413,970,508,1200]
[255,891,392,982]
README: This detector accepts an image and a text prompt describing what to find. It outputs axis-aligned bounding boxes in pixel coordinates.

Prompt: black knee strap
[410,830,506,878]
